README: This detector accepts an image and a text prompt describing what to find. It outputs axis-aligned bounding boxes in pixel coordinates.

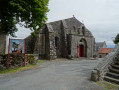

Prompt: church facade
[25,17,96,60]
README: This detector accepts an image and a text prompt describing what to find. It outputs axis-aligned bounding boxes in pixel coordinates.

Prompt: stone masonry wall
[33,33,46,59]
[49,33,56,59]
[0,54,37,69]
[70,35,94,58]
[25,35,36,54]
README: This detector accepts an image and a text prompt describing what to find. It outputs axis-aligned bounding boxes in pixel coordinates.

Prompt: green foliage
[26,54,35,64]
[97,81,119,90]
[0,64,38,74]
[0,0,49,36]
[38,60,45,64]
[113,33,119,44]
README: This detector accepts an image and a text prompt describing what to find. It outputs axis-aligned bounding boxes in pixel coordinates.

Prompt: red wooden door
[80,45,84,57]
[79,45,84,58]
[79,45,80,58]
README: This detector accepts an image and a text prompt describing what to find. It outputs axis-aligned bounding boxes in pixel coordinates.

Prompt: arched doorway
[79,39,87,58]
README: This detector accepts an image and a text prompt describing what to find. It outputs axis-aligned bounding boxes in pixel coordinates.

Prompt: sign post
[7,39,26,69]
[7,38,10,69]
[24,39,26,67]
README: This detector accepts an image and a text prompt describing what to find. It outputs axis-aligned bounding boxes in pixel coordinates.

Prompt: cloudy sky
[12,0,119,47]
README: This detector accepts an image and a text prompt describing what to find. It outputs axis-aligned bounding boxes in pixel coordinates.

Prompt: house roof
[98,48,113,54]
[96,42,106,51]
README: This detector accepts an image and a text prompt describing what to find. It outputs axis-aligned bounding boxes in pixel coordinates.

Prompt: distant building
[96,41,107,52]
[98,48,113,58]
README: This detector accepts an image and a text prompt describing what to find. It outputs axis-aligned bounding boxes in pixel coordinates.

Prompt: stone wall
[49,33,56,59]
[45,24,56,60]
[70,35,95,58]
[25,35,36,54]
[33,33,46,59]
[0,54,37,69]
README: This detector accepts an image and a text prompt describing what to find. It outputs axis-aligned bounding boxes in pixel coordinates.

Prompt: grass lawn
[0,60,45,74]
[97,81,119,90]
[0,64,39,74]
[38,60,46,63]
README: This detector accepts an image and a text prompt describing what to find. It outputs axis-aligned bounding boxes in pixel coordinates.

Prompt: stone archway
[79,39,87,58]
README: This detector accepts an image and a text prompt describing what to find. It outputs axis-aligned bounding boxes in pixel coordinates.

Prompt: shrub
[26,54,35,64]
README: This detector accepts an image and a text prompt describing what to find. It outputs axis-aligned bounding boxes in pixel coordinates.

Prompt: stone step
[106,72,119,79]
[111,65,119,70]
[109,68,119,74]
[114,62,119,65]
[104,76,119,85]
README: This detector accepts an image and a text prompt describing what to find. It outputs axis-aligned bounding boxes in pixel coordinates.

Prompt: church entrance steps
[106,72,119,79]
[114,62,119,65]
[111,65,119,69]
[104,76,119,85]
[109,68,119,74]
[104,61,119,85]
[91,44,119,85]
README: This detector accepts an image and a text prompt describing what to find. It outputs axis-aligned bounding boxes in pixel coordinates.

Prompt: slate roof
[45,17,93,36]
[47,17,82,33]
[96,42,105,51]
[98,48,113,54]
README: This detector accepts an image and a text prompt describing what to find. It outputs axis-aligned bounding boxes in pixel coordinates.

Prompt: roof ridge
[47,17,77,24]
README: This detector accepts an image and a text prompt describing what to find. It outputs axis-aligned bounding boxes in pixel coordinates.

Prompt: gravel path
[0,59,104,90]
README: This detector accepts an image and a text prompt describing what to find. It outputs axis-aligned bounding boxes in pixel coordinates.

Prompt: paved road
[0,59,104,90]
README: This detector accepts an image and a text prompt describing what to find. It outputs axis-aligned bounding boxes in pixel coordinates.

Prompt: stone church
[25,17,96,60]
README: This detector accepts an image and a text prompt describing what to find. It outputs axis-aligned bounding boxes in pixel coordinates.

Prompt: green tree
[0,0,49,36]
[113,33,119,44]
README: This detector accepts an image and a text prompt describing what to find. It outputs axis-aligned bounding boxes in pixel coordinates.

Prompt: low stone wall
[91,43,119,81]
[0,54,38,70]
